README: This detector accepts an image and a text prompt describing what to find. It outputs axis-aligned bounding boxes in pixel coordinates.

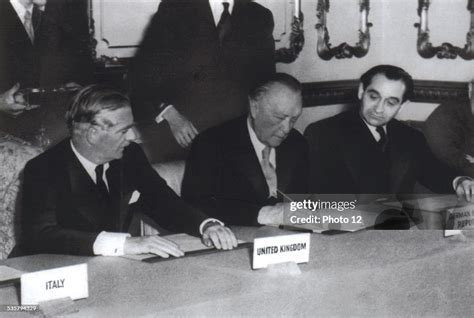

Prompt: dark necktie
[95,165,110,199]
[376,126,388,152]
[216,2,231,43]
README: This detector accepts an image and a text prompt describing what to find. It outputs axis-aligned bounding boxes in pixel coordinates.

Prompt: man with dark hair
[304,65,474,204]
[19,85,237,257]
[182,73,308,226]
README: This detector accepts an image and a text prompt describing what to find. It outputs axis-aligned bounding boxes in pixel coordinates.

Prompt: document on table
[121,233,248,262]
[382,194,459,212]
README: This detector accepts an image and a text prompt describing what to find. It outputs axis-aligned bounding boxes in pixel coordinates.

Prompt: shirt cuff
[155,105,174,123]
[199,218,224,235]
[93,231,131,256]
[453,176,473,190]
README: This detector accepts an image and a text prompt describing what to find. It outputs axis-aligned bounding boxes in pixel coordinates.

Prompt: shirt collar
[361,117,387,142]
[209,0,234,25]
[247,116,276,167]
[70,140,109,183]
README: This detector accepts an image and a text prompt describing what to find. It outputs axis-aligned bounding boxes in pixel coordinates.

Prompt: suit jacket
[424,101,474,177]
[130,0,275,162]
[304,110,456,200]
[0,0,93,91]
[181,116,309,226]
[21,140,208,256]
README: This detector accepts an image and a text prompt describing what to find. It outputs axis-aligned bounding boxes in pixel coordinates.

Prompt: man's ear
[85,125,99,145]
[357,83,364,100]
[249,98,258,119]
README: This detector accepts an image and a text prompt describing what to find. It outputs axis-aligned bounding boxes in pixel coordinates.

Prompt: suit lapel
[339,112,376,187]
[4,2,34,49]
[276,141,293,193]
[106,159,132,232]
[226,117,270,199]
[387,122,411,193]
[65,143,108,229]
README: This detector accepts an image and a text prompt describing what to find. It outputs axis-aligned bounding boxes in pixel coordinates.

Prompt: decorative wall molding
[275,13,305,63]
[302,80,470,107]
[414,0,474,60]
[275,0,305,63]
[315,0,372,60]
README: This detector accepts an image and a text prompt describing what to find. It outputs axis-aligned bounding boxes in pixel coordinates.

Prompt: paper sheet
[121,233,247,261]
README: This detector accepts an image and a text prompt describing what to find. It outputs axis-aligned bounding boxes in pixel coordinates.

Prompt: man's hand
[202,225,238,250]
[0,84,28,117]
[465,154,474,164]
[124,235,184,258]
[163,106,198,148]
[455,178,474,202]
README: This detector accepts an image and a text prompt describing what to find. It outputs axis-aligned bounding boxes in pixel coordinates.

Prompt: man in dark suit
[20,85,237,257]
[0,0,93,142]
[424,82,474,177]
[0,0,92,92]
[182,73,308,226]
[304,65,474,204]
[131,0,275,161]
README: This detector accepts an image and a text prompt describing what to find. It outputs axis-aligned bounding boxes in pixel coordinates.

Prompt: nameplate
[252,233,310,269]
[21,264,88,305]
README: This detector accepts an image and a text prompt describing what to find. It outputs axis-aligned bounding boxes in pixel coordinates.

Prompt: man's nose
[374,100,384,113]
[280,118,292,134]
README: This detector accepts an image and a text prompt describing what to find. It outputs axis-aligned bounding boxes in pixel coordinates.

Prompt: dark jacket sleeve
[182,132,263,226]
[412,129,457,194]
[21,159,99,256]
[130,0,187,120]
[424,102,474,177]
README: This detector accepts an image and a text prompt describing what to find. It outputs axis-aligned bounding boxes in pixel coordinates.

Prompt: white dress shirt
[10,0,33,25]
[247,116,276,169]
[70,141,223,256]
[71,141,129,256]
[363,121,386,142]
[209,0,234,26]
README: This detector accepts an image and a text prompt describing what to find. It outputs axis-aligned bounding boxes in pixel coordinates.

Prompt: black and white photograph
[1,0,473,316]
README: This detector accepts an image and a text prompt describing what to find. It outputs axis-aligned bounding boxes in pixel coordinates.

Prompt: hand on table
[124,235,184,258]
[163,106,198,148]
[202,225,238,250]
[455,178,474,202]
[0,84,28,117]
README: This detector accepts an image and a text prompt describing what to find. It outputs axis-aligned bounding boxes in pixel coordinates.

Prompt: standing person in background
[0,0,93,92]
[0,0,94,144]
[131,0,275,162]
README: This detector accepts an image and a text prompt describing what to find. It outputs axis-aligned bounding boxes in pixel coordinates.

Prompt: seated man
[304,65,474,204]
[182,73,308,226]
[19,85,237,257]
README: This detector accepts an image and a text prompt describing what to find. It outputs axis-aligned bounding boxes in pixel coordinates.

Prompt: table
[1,227,473,317]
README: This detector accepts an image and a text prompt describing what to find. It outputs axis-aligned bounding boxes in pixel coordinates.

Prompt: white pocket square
[129,190,141,204]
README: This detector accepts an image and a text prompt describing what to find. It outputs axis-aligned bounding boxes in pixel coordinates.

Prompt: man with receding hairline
[19,85,237,257]
[182,73,309,226]
[304,65,474,206]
